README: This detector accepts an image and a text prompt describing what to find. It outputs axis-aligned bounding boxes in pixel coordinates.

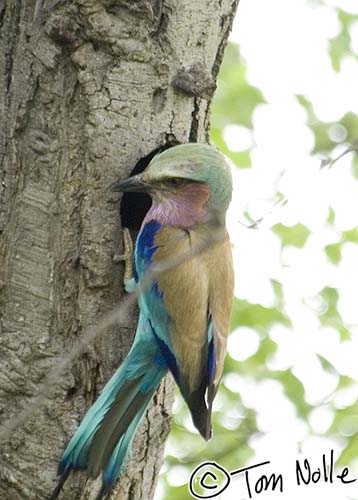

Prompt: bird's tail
[51,332,167,499]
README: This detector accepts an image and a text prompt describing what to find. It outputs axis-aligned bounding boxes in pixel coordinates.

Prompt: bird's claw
[113,228,134,291]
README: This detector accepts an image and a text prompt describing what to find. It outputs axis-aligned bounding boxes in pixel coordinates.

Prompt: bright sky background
[157,1,358,499]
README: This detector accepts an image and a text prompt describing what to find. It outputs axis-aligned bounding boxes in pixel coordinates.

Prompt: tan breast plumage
[153,224,234,392]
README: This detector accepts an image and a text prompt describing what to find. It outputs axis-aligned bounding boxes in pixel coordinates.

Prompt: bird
[50,143,234,500]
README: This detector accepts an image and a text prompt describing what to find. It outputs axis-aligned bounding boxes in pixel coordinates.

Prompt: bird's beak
[110,174,152,193]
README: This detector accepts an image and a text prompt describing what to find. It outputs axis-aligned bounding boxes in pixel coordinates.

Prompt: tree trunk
[0,1,239,499]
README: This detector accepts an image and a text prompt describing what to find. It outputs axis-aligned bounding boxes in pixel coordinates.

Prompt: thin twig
[239,141,358,230]
[320,141,358,169]
[0,228,226,444]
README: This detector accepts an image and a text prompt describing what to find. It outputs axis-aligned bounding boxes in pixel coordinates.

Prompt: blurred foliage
[231,297,291,331]
[328,9,358,72]
[211,43,264,168]
[297,94,358,156]
[272,223,310,248]
[159,2,358,499]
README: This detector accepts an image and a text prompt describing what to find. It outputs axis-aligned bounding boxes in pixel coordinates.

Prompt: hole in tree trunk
[120,144,173,234]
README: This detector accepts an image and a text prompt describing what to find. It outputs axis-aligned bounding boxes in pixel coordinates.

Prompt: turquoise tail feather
[51,316,167,499]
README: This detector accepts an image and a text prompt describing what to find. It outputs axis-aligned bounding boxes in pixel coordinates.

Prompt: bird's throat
[143,183,210,228]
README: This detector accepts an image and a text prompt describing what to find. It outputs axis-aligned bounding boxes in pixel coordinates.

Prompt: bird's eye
[165,178,190,188]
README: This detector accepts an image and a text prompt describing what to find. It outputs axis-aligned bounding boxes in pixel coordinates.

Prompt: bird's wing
[206,233,234,401]
[135,220,234,438]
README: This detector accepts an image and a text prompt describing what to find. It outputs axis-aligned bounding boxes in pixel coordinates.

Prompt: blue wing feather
[135,221,180,380]
[136,220,216,398]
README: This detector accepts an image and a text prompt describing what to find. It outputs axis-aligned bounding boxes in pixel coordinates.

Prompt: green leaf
[295,95,333,154]
[340,112,358,144]
[317,354,337,373]
[230,298,291,331]
[327,207,336,225]
[270,279,284,308]
[352,154,358,180]
[343,228,358,243]
[338,326,351,341]
[295,97,358,156]
[325,243,342,264]
[337,375,356,389]
[320,287,339,315]
[331,404,358,433]
[328,9,358,72]
[272,223,310,248]
[211,43,265,129]
[319,287,350,341]
[162,483,191,500]
[271,370,311,418]
[337,434,358,467]
[329,31,350,72]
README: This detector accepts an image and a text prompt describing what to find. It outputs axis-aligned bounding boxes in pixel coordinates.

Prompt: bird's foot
[113,228,135,292]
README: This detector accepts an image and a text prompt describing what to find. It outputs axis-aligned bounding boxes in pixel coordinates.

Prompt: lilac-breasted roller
[50,143,234,499]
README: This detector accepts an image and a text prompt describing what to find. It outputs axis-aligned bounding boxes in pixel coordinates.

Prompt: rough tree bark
[0,1,239,499]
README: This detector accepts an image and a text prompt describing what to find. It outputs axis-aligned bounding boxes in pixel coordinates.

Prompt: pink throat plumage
[143,182,210,228]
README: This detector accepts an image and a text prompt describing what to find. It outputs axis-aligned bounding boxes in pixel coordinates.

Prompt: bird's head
[112,143,232,224]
